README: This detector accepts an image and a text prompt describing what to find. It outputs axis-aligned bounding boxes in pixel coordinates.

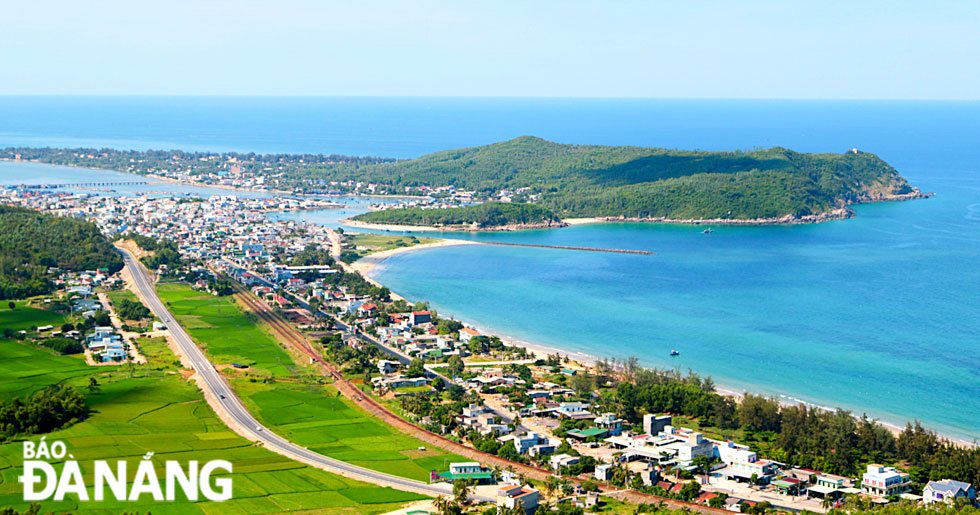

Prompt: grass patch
[0,301,66,332]
[393,385,432,394]
[0,338,91,398]
[346,234,437,261]
[136,335,182,370]
[156,283,297,376]
[234,379,466,482]
[340,486,427,504]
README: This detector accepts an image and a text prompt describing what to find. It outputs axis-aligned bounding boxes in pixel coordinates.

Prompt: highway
[118,248,463,500]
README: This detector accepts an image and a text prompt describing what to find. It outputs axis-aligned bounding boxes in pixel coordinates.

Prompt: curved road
[118,249,466,500]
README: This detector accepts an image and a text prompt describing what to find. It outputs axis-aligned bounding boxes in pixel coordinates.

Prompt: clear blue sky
[3,0,977,99]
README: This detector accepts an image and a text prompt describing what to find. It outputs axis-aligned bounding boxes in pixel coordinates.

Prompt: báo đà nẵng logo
[18,438,233,502]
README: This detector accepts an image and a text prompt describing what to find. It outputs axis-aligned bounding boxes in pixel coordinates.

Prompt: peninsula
[347,137,927,229]
[4,137,928,230]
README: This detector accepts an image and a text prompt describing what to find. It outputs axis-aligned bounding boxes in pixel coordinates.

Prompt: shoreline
[359,250,975,448]
[349,238,480,277]
[340,191,932,232]
[0,158,424,201]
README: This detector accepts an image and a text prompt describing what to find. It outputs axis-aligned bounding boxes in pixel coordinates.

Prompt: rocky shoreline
[340,187,935,232]
[589,207,856,226]
[853,188,934,204]
[574,189,932,226]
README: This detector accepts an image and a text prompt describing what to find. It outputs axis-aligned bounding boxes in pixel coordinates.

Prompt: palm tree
[691,455,712,484]
[544,475,560,499]
[432,496,451,515]
[821,495,834,511]
[453,478,472,505]
[559,477,572,496]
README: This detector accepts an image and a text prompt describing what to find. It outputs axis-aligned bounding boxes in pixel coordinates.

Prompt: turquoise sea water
[1,97,977,440]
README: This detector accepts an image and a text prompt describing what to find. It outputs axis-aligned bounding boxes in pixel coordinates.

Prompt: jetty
[8,181,148,189]
[479,241,653,255]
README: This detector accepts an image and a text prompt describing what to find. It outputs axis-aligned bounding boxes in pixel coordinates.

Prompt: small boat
[702,228,714,234]
[670,350,680,356]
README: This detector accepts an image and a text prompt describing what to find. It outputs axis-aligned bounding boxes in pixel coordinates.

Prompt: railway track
[225,280,730,514]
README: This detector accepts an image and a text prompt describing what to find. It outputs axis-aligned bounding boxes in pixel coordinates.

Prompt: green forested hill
[346,136,918,221]
[0,205,123,299]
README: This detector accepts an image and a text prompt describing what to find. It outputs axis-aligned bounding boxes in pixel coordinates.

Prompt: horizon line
[0,94,978,102]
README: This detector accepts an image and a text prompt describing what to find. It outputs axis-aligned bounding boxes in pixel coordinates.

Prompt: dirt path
[96,291,147,364]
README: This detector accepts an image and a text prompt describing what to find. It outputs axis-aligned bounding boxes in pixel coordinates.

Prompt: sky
[2,0,978,99]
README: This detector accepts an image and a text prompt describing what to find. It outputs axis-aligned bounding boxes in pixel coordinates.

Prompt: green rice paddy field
[157,282,466,481]
[0,302,66,333]
[156,283,298,377]
[0,309,425,514]
[234,380,464,482]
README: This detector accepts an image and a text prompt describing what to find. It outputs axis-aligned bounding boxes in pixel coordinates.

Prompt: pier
[479,241,653,255]
[9,181,148,189]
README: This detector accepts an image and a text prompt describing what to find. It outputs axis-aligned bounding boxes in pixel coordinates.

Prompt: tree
[709,495,727,508]
[406,358,426,378]
[87,377,100,393]
[433,496,461,515]
[437,319,463,335]
[570,371,594,397]
[544,475,560,498]
[7,302,14,310]
[452,478,472,504]
[447,355,464,378]
[738,393,781,432]
[362,369,373,390]
[678,480,701,501]
[692,455,713,483]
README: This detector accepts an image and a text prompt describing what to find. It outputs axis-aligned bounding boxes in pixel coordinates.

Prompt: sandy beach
[562,217,604,226]
[343,219,447,233]
[350,238,480,277]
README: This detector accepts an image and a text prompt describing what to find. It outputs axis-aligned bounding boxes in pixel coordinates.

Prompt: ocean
[1,96,977,441]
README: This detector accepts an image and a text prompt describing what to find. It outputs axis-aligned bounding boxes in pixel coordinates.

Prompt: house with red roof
[409,310,431,325]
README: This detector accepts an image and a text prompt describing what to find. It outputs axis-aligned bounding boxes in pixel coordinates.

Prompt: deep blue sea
[1,96,977,441]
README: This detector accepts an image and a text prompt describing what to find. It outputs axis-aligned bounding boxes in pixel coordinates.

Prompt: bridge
[7,181,148,189]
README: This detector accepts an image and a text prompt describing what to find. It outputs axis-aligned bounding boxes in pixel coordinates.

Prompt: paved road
[119,248,462,500]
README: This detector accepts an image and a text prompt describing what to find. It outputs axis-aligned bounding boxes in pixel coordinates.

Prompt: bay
[1,96,978,440]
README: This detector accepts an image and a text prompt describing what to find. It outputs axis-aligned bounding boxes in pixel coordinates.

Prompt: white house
[924,480,976,505]
[514,433,548,454]
[377,360,400,374]
[497,484,539,514]
[595,463,613,482]
[549,453,580,470]
[459,327,482,342]
[862,465,912,497]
